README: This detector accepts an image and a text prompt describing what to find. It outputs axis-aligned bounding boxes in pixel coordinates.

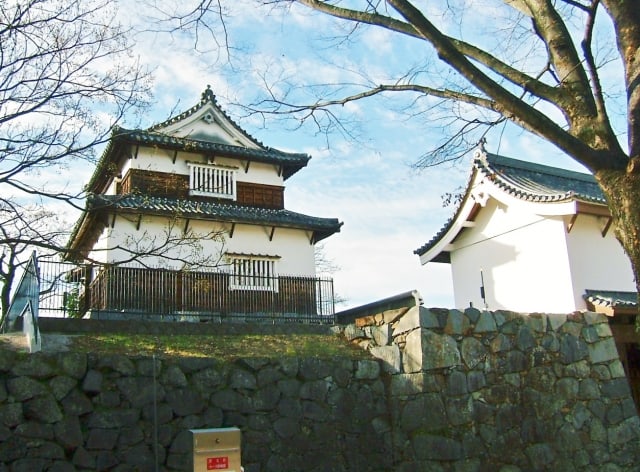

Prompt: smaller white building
[414,145,636,314]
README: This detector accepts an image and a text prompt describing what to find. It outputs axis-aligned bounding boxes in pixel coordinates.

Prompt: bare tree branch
[0,0,152,316]
[161,0,640,313]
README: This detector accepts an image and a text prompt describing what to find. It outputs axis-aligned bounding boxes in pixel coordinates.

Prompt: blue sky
[89,0,608,310]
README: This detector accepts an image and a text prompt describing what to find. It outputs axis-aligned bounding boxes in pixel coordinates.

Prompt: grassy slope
[67,333,370,360]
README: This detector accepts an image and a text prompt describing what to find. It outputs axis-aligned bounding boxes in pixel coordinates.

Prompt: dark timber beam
[601,217,613,237]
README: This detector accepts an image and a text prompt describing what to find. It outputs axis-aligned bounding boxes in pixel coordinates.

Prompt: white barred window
[187,162,237,199]
[229,255,278,292]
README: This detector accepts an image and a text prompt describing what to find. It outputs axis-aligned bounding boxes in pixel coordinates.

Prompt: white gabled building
[66,86,342,319]
[415,143,640,406]
[414,144,636,315]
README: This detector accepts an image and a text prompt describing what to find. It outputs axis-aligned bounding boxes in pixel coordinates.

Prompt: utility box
[190,427,242,471]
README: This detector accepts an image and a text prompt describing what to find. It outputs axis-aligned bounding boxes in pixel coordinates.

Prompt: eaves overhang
[67,194,343,260]
[414,147,610,265]
[413,167,481,265]
[86,128,310,194]
[584,290,638,317]
[115,129,310,170]
[66,210,106,262]
[88,194,341,230]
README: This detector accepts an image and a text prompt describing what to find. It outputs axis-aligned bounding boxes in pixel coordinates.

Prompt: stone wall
[1,308,640,471]
[340,306,640,471]
[0,350,390,471]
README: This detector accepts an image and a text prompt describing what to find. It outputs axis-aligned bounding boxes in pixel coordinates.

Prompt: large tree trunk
[595,161,640,306]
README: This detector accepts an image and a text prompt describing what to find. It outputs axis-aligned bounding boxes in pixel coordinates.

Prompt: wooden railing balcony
[37,261,336,323]
[119,168,284,208]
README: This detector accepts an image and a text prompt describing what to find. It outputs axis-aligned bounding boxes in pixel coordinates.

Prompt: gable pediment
[154,103,260,149]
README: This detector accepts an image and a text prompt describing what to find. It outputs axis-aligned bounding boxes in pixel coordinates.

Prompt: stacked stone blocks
[341,306,640,471]
[1,307,639,471]
[0,350,391,471]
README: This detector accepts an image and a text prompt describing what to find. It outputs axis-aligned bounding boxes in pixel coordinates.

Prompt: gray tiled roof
[88,194,343,242]
[87,87,310,193]
[584,290,637,309]
[111,127,310,170]
[414,151,606,257]
[478,154,606,204]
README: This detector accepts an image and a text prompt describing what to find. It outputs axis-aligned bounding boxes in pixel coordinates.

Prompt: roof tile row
[88,194,343,241]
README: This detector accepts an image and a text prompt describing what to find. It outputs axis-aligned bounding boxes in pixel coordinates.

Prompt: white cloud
[362,27,396,56]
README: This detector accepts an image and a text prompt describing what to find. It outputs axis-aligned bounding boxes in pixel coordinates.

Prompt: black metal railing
[36,260,336,323]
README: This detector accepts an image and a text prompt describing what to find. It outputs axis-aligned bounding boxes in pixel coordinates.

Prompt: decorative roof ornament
[473,137,488,161]
[201,84,217,104]
[202,112,215,124]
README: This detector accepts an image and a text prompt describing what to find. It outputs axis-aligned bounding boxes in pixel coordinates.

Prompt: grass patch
[68,333,370,360]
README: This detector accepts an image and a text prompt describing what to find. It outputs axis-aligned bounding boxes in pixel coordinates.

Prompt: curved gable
[415,146,609,265]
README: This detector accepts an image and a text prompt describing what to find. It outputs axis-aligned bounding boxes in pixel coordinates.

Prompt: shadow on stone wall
[0,349,390,471]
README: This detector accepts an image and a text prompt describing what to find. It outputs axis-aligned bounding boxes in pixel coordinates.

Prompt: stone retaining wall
[0,350,390,471]
[1,308,639,471]
[339,306,640,471]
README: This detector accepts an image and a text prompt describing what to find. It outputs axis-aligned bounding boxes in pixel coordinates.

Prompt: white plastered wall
[225,225,316,276]
[90,214,316,276]
[89,215,222,268]
[117,146,285,189]
[450,198,577,313]
[565,214,636,308]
